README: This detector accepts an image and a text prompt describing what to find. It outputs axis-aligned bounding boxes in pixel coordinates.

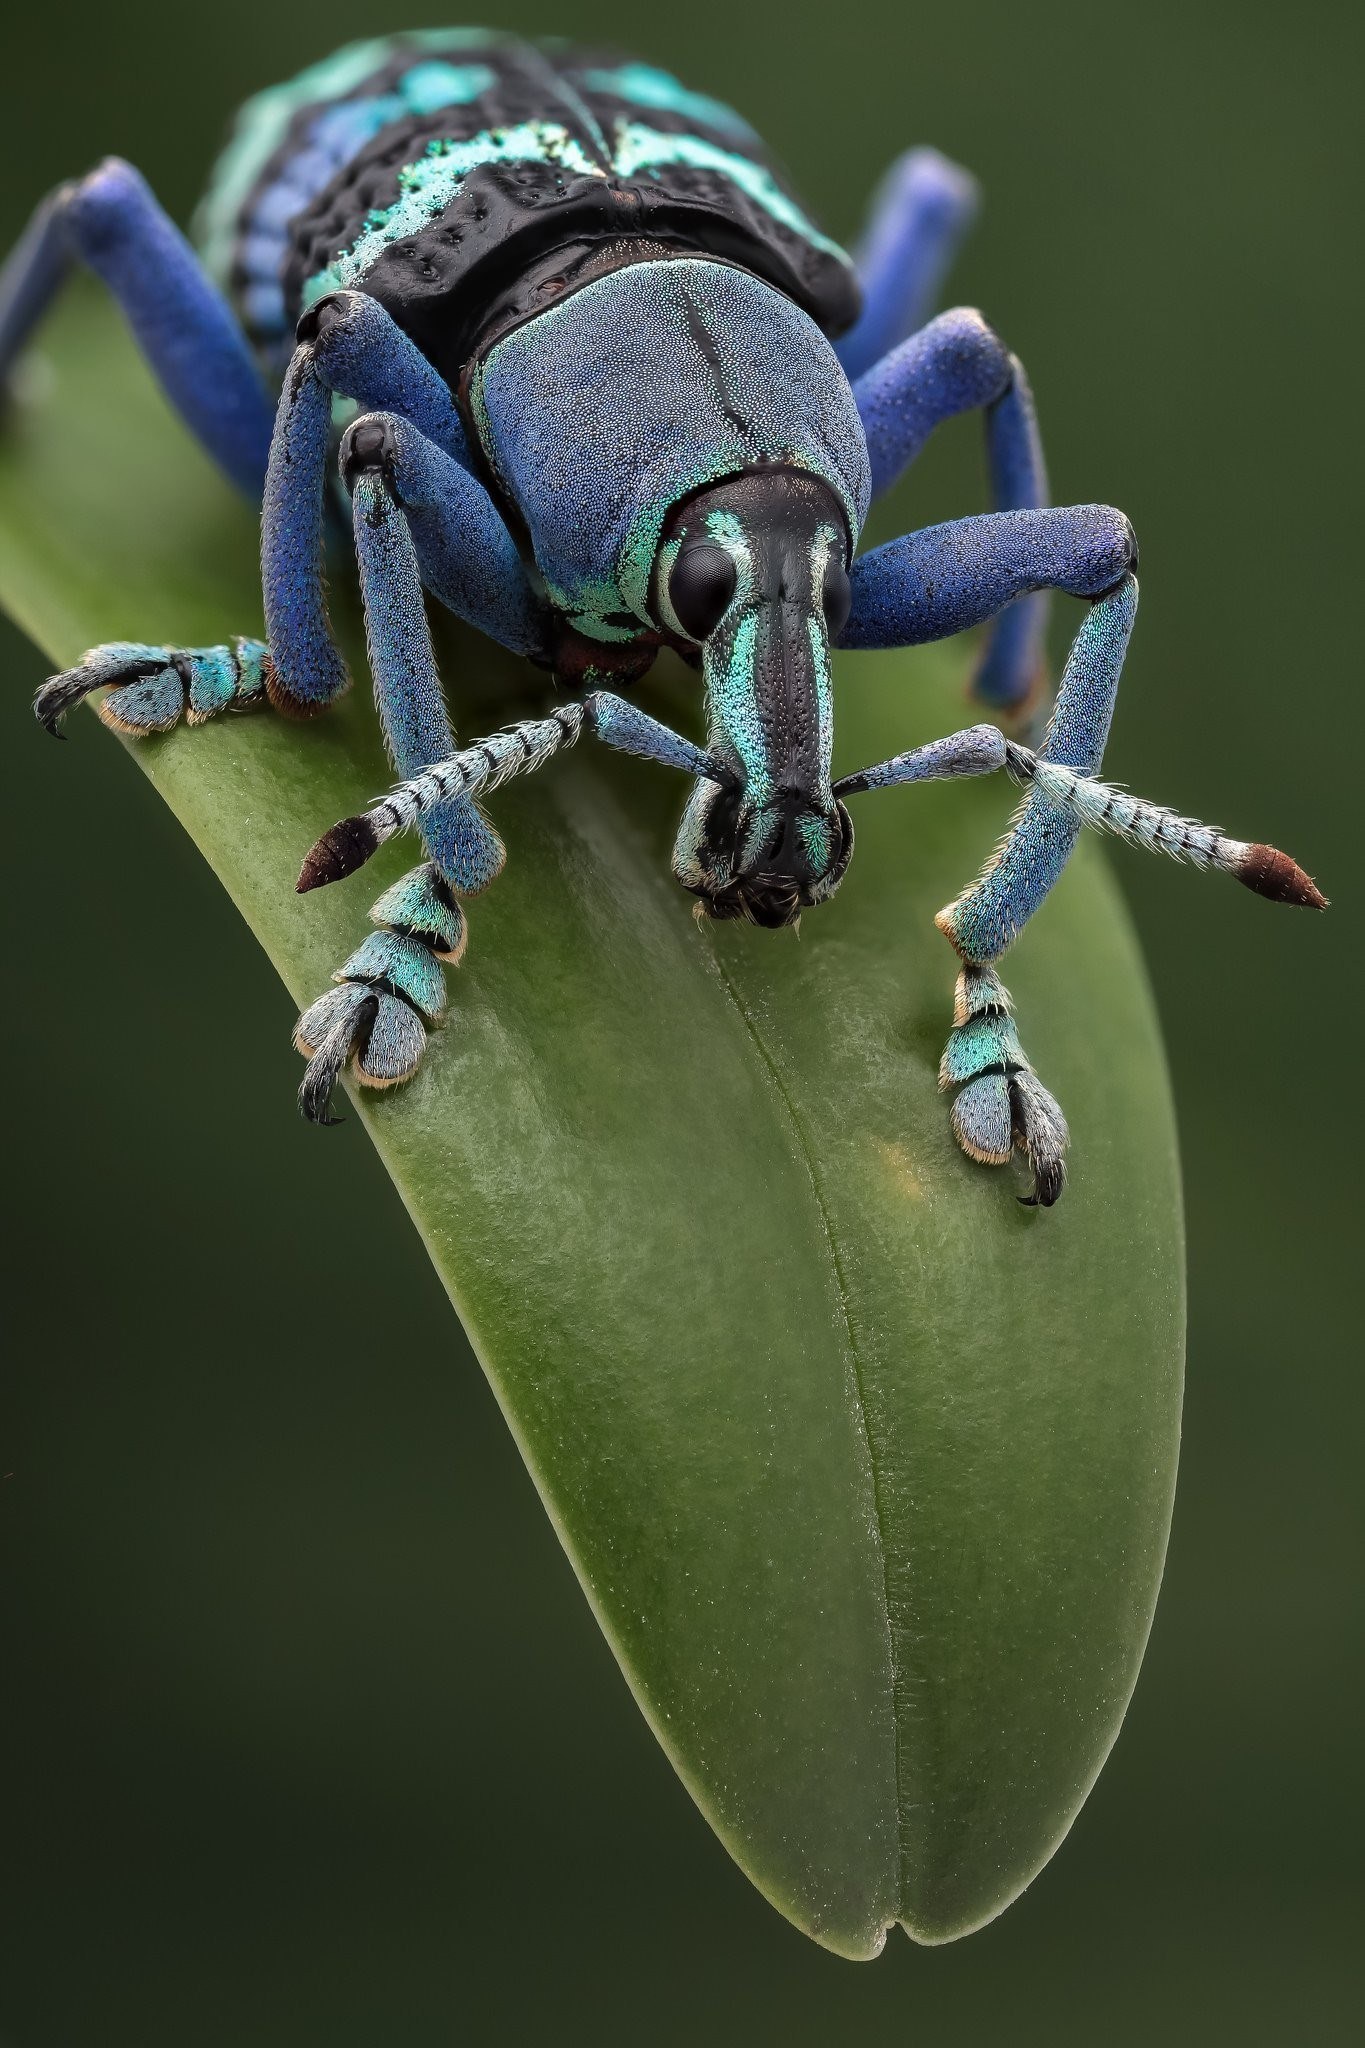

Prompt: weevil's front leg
[835,150,980,382]
[0,160,273,495]
[938,579,1139,1201]
[292,685,725,1120]
[852,311,1050,716]
[838,554,1322,1199]
[843,526,1134,1199]
[293,414,547,1120]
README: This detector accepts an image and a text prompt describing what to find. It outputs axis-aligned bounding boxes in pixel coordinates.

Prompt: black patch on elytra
[226,34,859,364]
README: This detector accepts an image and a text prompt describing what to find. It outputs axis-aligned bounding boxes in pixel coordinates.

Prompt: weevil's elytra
[0,28,1324,1202]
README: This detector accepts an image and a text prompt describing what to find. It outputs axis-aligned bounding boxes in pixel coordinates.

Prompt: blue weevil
[0,29,1324,1202]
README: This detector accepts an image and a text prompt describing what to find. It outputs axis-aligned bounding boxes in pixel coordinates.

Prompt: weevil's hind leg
[0,160,273,495]
[291,418,541,1122]
[850,308,1051,720]
[835,149,980,382]
[35,636,273,736]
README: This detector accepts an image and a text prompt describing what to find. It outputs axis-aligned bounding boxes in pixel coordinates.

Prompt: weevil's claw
[298,1025,359,1124]
[34,665,104,735]
[294,988,427,1119]
[1010,1068,1069,1207]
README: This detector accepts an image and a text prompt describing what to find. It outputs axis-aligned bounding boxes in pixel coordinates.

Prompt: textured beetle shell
[195,29,861,377]
[471,259,871,634]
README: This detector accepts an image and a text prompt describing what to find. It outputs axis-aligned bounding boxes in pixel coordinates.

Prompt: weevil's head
[469,256,870,924]
[653,469,855,928]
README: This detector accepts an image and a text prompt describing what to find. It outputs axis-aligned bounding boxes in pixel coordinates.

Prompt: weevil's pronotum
[1,30,1324,1202]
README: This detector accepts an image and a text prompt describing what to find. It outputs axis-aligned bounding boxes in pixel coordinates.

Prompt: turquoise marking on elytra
[305,123,606,304]
[578,64,757,143]
[398,61,497,116]
[611,124,853,267]
[195,29,502,280]
[224,59,497,337]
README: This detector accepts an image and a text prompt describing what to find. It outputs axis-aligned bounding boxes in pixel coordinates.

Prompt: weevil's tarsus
[937,965,1068,1205]
[34,637,272,736]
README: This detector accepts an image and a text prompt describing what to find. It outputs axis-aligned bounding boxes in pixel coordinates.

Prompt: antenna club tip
[1237,843,1328,910]
[297,815,379,894]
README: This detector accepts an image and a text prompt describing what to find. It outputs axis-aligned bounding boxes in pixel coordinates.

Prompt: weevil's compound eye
[668,543,737,642]
[822,558,852,639]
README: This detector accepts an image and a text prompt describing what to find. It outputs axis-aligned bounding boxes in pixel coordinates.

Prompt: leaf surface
[0,288,1184,1955]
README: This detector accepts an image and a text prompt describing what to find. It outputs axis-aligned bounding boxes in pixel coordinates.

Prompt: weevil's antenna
[1002,741,1327,906]
[298,691,736,892]
[833,724,1326,909]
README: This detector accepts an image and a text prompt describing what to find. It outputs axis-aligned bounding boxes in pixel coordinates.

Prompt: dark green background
[2,2,1359,2040]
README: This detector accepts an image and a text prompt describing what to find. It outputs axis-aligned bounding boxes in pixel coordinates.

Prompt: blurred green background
[1,2,1359,2041]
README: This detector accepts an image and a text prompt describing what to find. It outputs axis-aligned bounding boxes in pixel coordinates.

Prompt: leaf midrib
[701,933,903,1933]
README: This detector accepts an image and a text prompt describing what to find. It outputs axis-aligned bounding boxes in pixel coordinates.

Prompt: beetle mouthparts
[700,873,806,929]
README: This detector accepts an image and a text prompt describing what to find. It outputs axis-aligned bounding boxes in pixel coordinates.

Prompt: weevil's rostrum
[0,28,1324,1201]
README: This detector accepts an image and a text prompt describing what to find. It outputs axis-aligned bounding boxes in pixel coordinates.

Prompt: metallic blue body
[471,260,869,639]
[1,31,1321,1202]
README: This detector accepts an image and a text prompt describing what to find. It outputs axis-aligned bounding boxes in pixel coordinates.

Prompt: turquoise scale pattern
[195,31,858,371]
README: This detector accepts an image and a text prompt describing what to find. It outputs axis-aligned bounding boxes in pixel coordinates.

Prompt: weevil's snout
[673,781,854,927]
[654,467,856,929]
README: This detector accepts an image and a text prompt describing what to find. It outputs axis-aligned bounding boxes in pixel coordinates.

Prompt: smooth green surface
[0,285,1184,1954]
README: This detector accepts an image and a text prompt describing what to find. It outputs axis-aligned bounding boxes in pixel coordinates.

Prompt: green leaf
[0,286,1183,1957]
